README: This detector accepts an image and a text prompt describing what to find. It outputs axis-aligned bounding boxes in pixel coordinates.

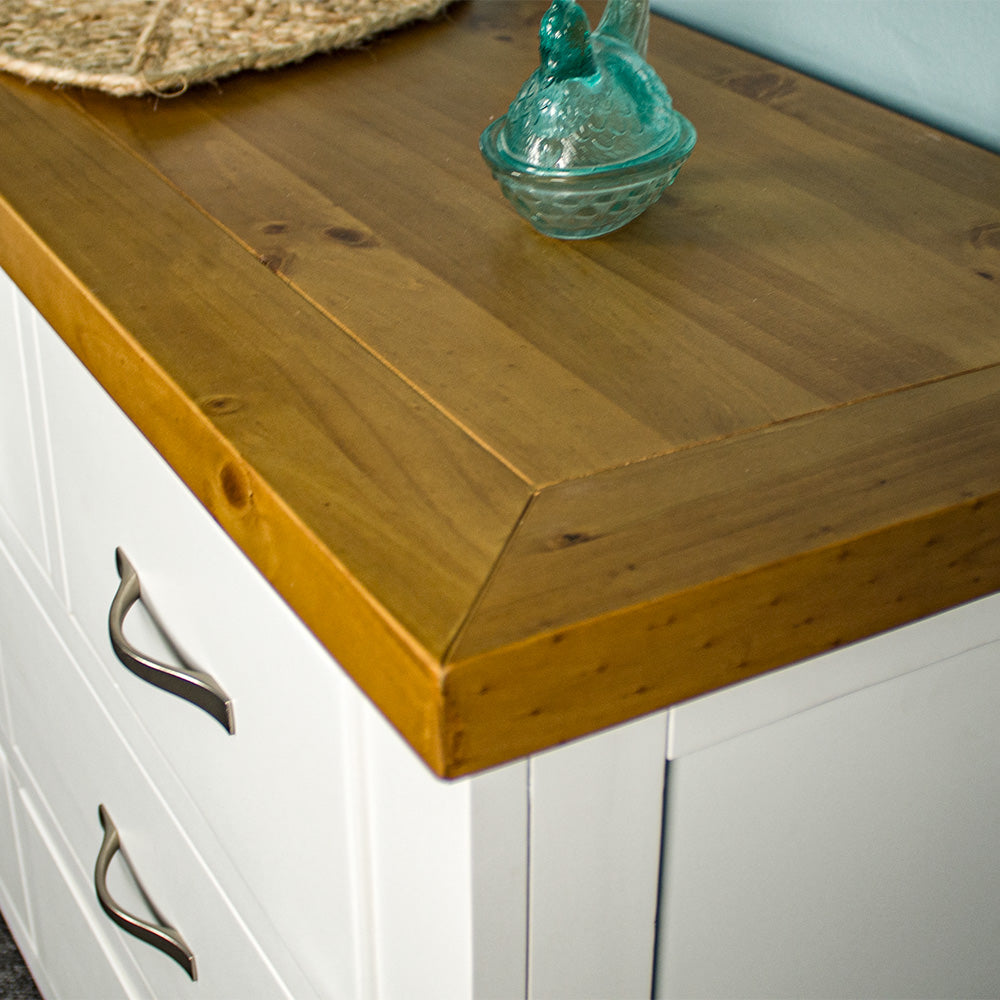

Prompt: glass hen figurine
[480,0,696,238]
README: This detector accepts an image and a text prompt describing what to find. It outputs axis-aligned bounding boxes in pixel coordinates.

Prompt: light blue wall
[650,0,1000,153]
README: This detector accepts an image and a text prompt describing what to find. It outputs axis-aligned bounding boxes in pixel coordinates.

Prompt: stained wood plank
[69,3,1000,478]
[0,196,460,776]
[69,45,828,474]
[69,95,669,483]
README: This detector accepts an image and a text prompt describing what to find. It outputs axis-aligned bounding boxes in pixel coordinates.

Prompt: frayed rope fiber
[0,0,454,96]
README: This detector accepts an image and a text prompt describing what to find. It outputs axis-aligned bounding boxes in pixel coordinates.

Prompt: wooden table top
[1,0,998,776]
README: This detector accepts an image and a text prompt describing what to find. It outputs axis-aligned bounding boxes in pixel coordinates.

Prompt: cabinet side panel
[655,640,1000,998]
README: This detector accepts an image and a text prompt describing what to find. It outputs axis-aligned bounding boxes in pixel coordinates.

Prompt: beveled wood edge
[439,492,1000,776]
[448,364,1000,661]
[0,190,462,775]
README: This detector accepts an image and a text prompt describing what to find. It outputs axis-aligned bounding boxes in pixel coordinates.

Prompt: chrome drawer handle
[94,805,197,981]
[109,548,235,734]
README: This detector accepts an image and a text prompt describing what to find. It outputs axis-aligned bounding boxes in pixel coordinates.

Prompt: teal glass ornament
[480,0,696,239]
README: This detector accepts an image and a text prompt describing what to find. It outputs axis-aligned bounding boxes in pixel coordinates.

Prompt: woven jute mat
[0,0,454,96]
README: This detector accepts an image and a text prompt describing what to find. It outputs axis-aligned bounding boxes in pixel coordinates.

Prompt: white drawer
[0,546,295,1000]
[36,304,364,998]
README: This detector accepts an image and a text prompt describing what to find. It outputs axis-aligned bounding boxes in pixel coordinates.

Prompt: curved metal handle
[109,548,234,734]
[94,805,197,981]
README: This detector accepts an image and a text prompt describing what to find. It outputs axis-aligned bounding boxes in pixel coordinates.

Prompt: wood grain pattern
[1,1,998,775]
[70,97,667,484]
[451,366,1000,659]
[71,3,1000,463]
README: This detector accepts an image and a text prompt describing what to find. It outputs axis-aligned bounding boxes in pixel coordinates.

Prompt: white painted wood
[0,276,52,577]
[666,591,1000,759]
[471,762,530,1000]
[527,713,668,1000]
[333,691,380,1000]
[0,519,332,1000]
[359,696,529,1000]
[0,741,31,952]
[655,639,1000,999]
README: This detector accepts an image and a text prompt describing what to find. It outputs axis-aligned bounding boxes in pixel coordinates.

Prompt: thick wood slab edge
[442,491,1000,776]
[452,366,1000,659]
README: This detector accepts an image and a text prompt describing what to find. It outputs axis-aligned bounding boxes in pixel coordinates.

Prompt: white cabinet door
[655,635,1000,999]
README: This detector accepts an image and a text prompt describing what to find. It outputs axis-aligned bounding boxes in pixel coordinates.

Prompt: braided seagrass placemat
[0,0,454,96]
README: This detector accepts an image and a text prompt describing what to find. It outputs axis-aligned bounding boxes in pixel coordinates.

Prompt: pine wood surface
[1,0,997,775]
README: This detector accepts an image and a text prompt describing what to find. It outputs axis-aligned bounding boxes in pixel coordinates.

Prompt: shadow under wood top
[1,0,998,775]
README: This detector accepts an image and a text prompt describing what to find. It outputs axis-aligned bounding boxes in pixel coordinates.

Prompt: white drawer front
[37,300,364,999]
[0,545,296,1000]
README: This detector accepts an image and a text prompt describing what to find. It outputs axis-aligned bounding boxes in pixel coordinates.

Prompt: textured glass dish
[480,0,696,239]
